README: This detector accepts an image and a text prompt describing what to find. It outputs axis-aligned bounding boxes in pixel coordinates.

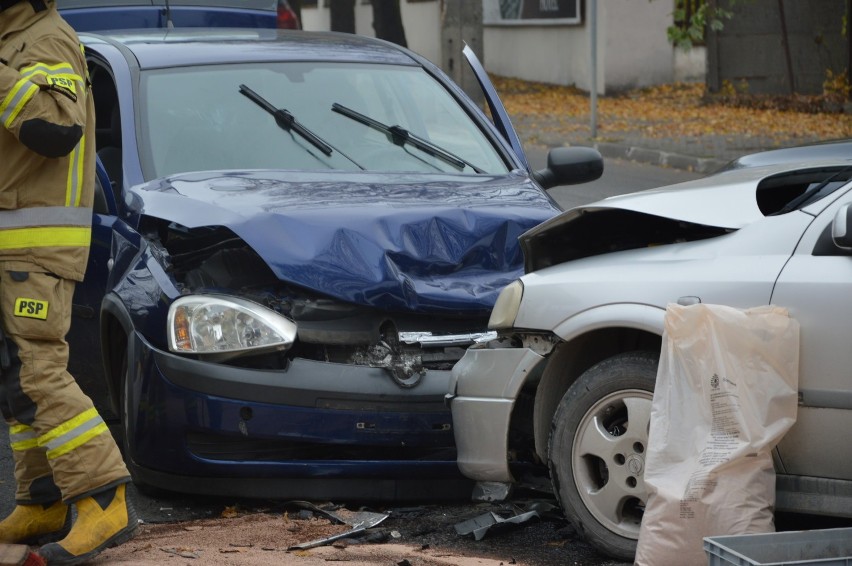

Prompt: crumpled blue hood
[131,170,560,314]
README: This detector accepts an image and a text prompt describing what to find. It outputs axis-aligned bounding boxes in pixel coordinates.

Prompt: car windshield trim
[331,102,485,174]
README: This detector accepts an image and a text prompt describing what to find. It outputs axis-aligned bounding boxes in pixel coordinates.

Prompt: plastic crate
[704,528,852,566]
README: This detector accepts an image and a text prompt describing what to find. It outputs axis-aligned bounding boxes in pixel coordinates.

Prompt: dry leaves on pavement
[492,76,852,143]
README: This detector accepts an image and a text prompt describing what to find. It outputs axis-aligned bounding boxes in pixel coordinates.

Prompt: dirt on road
[87,500,623,566]
[93,513,508,565]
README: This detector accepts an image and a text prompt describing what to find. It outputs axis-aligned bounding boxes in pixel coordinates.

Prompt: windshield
[757,166,852,215]
[139,62,510,178]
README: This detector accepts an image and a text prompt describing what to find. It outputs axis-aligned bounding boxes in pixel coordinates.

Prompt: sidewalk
[500,79,852,173]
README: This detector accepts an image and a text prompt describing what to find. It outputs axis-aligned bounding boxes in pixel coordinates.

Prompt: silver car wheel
[548,350,658,562]
[572,388,652,539]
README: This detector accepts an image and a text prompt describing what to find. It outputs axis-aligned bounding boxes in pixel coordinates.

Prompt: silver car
[447,160,852,561]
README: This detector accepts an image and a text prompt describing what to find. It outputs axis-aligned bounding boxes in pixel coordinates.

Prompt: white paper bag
[635,304,799,566]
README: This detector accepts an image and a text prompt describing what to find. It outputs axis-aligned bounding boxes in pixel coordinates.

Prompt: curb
[527,131,732,174]
[590,142,729,174]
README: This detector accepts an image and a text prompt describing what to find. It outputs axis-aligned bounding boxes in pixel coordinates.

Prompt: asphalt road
[0,156,703,564]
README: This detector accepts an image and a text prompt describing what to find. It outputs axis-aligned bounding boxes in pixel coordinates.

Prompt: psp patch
[14,298,48,320]
[47,76,78,102]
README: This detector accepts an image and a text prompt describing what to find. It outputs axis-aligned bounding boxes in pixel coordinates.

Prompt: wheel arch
[99,292,134,418]
[527,304,665,460]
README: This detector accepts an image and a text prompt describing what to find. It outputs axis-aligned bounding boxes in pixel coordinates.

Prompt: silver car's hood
[534,159,852,234]
[548,165,781,234]
[583,171,766,229]
[519,160,852,273]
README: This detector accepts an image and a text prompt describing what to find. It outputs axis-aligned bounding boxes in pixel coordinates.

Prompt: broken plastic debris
[288,511,390,550]
[454,510,540,541]
[471,481,512,502]
[287,501,345,524]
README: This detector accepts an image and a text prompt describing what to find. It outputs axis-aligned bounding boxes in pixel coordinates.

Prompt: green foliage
[665,0,736,51]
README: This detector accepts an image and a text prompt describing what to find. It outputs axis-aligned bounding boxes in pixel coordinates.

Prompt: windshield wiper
[240,84,333,156]
[331,102,484,173]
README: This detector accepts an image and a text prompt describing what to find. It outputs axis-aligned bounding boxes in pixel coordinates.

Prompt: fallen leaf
[160,547,200,559]
[491,75,852,143]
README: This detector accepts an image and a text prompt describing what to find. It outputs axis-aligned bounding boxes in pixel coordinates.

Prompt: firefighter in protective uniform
[0,0,136,563]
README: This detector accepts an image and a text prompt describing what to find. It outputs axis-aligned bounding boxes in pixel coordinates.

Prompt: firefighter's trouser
[0,260,129,504]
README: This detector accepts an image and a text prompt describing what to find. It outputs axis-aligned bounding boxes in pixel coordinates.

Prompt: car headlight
[168,295,297,359]
[488,280,523,330]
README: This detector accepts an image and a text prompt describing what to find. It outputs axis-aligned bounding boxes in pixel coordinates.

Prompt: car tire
[547,350,658,562]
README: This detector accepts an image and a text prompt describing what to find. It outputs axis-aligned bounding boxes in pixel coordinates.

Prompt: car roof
[60,0,275,8]
[80,28,419,69]
[718,138,852,171]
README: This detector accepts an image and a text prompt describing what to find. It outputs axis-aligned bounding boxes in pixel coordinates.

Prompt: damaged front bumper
[447,345,546,483]
[124,330,472,500]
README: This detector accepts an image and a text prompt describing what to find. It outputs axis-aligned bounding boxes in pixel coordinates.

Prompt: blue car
[69,28,602,499]
[57,0,300,31]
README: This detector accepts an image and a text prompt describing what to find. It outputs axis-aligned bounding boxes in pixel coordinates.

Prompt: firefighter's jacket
[0,0,95,281]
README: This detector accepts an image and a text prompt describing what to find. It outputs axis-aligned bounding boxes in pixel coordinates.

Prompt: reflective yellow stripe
[46,422,108,460]
[20,62,82,85]
[38,408,99,446]
[9,425,38,452]
[0,78,39,128]
[0,226,91,250]
[66,134,85,207]
[11,437,39,451]
[0,206,92,228]
[39,407,110,459]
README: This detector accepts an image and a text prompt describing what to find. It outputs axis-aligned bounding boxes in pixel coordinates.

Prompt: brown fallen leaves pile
[492,76,852,144]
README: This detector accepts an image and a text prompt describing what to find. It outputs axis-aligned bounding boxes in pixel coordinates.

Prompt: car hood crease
[131,170,560,314]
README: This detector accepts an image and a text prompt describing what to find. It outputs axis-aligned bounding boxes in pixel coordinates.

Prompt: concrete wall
[706,0,847,95]
[600,0,673,91]
[482,25,592,88]
[674,46,707,83]
[483,0,673,94]
[302,1,684,94]
[300,1,442,65]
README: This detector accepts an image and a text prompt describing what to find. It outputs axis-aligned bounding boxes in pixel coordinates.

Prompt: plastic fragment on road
[471,481,512,502]
[288,511,389,550]
[453,510,540,541]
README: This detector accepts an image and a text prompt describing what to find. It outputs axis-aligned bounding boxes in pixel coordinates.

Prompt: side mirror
[832,203,852,249]
[532,146,604,190]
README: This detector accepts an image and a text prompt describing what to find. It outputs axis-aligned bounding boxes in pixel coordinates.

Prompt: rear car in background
[448,159,852,560]
[57,0,300,31]
[69,28,602,500]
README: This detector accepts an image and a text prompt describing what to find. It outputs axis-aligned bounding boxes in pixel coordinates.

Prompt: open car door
[463,44,530,171]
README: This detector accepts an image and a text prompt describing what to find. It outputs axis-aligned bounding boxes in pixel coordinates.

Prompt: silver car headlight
[167,295,297,359]
[488,279,524,330]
